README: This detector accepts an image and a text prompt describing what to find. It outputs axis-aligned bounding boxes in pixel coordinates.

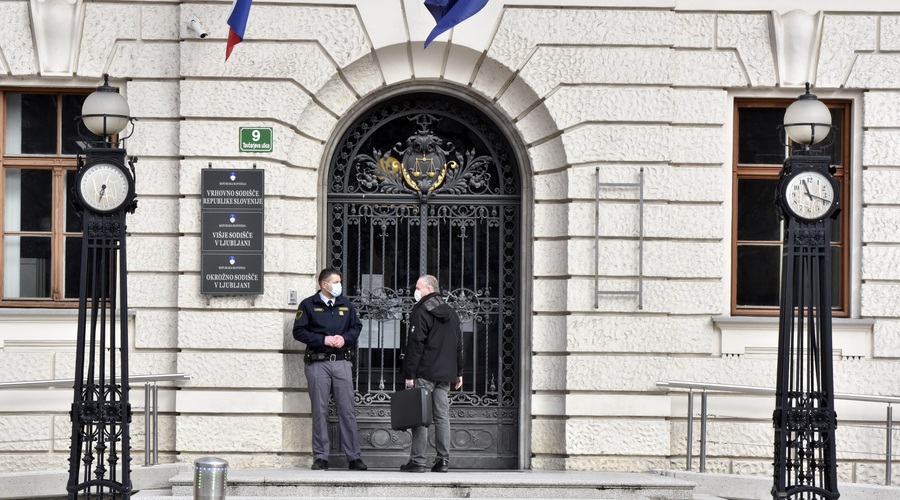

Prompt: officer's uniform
[292,291,363,463]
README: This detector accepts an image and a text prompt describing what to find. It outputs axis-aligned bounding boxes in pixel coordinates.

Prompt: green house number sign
[240,127,273,153]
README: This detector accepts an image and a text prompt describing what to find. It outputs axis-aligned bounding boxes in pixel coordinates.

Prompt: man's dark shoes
[311,458,328,470]
[431,458,449,473]
[399,460,426,473]
[348,458,368,471]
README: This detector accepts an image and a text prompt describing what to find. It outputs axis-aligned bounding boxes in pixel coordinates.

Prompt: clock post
[67,75,137,499]
[772,85,840,500]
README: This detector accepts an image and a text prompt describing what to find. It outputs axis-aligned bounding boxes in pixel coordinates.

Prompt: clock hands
[801,180,831,204]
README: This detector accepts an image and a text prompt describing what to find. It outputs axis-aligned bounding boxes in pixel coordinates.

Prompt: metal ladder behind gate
[594,167,644,309]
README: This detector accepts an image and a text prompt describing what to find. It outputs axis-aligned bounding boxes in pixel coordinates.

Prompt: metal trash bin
[193,456,228,499]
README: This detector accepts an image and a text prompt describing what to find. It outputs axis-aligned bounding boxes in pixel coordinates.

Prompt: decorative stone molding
[713,316,875,359]
[30,0,82,76]
[772,10,822,87]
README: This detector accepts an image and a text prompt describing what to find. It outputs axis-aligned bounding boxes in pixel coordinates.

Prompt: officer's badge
[295,310,303,320]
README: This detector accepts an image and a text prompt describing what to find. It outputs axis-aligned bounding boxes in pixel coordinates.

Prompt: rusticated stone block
[863,168,900,204]
[568,238,723,279]
[873,319,900,358]
[818,15,877,88]
[566,315,715,354]
[862,206,900,243]
[532,315,567,353]
[533,203,569,238]
[129,351,177,377]
[108,42,179,79]
[541,86,674,131]
[130,198,180,234]
[527,137,567,173]
[77,3,139,77]
[673,50,746,87]
[0,2,36,75]
[178,120,301,167]
[884,16,900,50]
[566,355,668,391]
[488,8,673,71]
[0,352,53,384]
[282,416,313,454]
[141,4,178,41]
[130,236,178,272]
[531,355,566,391]
[563,124,670,164]
[0,454,67,473]
[128,119,180,158]
[181,79,314,127]
[532,279,567,313]
[0,416,51,451]
[674,13,714,49]
[176,415,282,452]
[565,456,671,472]
[128,80,179,118]
[515,102,557,144]
[670,421,771,457]
[130,273,178,308]
[567,418,669,455]
[848,53,900,89]
[533,239,567,277]
[135,310,178,350]
[531,418,566,455]
[178,352,283,388]
[717,14,776,87]
[864,91,900,127]
[134,159,180,197]
[672,126,725,165]
[863,129,900,166]
[533,170,568,202]
[567,201,723,239]
[569,164,725,203]
[862,246,900,280]
[177,311,285,350]
[673,89,727,125]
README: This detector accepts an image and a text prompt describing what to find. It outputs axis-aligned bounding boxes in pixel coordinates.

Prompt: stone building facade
[1,0,900,485]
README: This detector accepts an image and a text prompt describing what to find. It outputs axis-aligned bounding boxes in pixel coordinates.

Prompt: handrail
[658,380,900,485]
[0,373,190,467]
[0,373,190,389]
[658,380,900,405]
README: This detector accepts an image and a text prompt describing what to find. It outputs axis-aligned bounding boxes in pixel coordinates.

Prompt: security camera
[188,19,208,38]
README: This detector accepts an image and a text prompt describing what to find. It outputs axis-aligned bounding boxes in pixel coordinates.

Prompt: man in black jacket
[293,268,367,471]
[400,275,463,473]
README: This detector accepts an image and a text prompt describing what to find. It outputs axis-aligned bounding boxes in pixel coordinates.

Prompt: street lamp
[772,84,840,500]
[67,75,138,499]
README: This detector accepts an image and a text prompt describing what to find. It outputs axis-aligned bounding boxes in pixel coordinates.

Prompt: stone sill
[0,308,136,351]
[712,315,875,359]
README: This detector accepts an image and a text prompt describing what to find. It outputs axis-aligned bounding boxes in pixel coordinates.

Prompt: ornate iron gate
[326,93,520,469]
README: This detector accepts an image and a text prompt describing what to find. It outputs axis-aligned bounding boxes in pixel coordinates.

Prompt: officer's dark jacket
[404,292,463,384]
[292,291,362,355]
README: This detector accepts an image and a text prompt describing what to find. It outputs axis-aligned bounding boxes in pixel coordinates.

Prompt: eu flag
[424,0,489,48]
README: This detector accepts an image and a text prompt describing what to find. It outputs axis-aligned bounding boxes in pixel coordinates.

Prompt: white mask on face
[329,282,342,297]
[414,289,422,302]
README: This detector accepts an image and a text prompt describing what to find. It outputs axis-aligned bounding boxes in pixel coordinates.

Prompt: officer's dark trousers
[305,359,362,461]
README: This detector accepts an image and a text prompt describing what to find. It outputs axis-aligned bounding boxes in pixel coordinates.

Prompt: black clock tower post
[67,75,137,499]
[772,85,841,500]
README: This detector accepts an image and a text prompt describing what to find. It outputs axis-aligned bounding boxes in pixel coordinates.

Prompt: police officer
[293,268,367,471]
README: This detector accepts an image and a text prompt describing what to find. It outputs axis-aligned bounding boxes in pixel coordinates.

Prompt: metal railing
[0,373,190,466]
[658,380,900,485]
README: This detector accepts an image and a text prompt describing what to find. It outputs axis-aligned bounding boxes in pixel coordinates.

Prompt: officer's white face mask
[414,289,422,302]
[328,282,342,297]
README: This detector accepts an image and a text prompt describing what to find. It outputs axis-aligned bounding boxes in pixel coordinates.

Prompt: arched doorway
[325,91,521,469]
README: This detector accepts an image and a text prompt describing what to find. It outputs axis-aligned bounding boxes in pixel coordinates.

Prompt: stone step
[167,468,697,499]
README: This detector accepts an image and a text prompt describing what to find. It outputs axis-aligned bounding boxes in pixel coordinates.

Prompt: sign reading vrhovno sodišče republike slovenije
[200,169,264,295]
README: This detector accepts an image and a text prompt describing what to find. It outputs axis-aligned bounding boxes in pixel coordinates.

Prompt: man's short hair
[318,268,342,285]
[419,274,439,292]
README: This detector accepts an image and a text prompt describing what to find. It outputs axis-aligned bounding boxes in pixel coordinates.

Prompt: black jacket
[292,292,362,355]
[404,292,463,383]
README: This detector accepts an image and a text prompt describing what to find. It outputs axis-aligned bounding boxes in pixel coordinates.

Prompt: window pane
[4,169,53,231]
[818,108,844,165]
[736,245,781,307]
[5,93,57,154]
[3,236,51,298]
[829,180,842,242]
[738,108,786,165]
[62,94,100,154]
[65,237,83,298]
[737,179,781,241]
[65,170,83,232]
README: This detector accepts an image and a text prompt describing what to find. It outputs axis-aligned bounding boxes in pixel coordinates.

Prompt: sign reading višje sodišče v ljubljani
[200,169,264,295]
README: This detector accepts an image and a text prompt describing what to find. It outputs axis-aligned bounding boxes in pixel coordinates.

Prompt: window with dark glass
[732,98,850,316]
[1,91,93,305]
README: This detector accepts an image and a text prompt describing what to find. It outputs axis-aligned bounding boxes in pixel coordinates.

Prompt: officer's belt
[305,351,352,363]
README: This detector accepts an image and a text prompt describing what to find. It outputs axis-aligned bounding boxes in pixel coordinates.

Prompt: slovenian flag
[226,0,253,61]
[424,0,489,48]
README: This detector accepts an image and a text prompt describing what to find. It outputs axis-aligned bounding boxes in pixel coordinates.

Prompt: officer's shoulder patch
[339,307,349,311]
[314,307,325,312]
[295,310,303,320]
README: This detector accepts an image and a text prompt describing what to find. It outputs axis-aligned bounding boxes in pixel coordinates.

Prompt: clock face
[783,169,836,221]
[77,162,132,213]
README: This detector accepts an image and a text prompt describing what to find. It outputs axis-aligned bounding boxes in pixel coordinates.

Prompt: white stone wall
[2,0,900,482]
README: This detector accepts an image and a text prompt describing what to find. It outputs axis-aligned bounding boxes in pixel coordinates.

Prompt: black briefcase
[390,388,433,430]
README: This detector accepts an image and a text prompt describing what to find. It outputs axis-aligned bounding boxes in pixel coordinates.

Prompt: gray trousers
[409,378,451,466]
[305,359,361,461]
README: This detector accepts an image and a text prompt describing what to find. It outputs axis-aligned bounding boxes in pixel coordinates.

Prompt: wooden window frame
[732,98,851,317]
[0,89,88,308]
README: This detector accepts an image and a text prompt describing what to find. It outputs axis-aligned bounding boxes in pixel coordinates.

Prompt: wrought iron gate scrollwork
[326,92,521,468]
